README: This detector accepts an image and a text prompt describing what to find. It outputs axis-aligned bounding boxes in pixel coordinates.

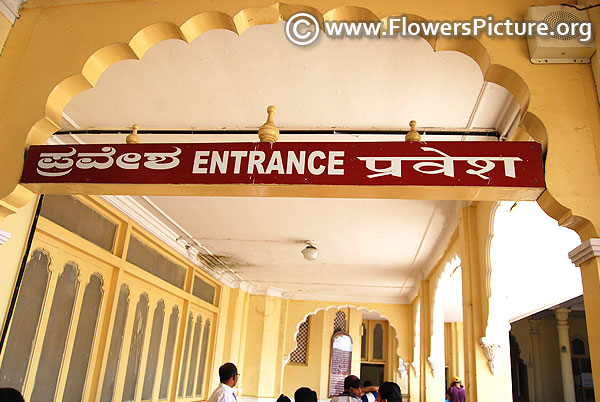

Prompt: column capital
[569,238,600,267]
[529,319,541,334]
[555,308,571,324]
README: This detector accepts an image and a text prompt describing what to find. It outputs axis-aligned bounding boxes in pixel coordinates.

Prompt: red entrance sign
[21,142,544,189]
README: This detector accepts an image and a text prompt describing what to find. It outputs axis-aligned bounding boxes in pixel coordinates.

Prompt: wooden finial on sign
[258,106,280,143]
[405,120,421,142]
[126,124,141,144]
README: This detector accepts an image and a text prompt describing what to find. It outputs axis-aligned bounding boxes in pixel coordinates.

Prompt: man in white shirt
[207,362,239,402]
[332,376,379,402]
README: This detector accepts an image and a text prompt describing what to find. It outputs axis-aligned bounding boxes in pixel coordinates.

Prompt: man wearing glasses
[208,363,240,402]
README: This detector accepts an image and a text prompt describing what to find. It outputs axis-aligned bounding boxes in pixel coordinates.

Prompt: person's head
[276,394,291,402]
[294,387,317,402]
[0,388,25,402]
[363,381,373,388]
[377,382,401,402]
[451,376,461,387]
[219,362,239,386]
[344,375,361,396]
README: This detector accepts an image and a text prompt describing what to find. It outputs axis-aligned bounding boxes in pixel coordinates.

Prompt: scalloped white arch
[284,304,409,376]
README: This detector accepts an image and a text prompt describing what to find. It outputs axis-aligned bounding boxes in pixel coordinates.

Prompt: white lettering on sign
[192,151,210,174]
[231,151,248,174]
[308,151,326,175]
[192,150,346,176]
[76,147,115,170]
[358,147,522,180]
[328,151,345,175]
[31,144,529,183]
[116,153,142,169]
[36,147,182,177]
[143,148,181,170]
[37,147,77,177]
[248,151,266,174]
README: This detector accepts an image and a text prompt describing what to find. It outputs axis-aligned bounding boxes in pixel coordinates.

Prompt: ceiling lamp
[301,240,319,261]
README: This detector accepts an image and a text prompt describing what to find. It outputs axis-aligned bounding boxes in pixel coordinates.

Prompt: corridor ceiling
[49,22,521,307]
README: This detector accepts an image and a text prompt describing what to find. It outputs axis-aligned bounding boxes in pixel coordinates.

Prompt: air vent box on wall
[525,5,595,64]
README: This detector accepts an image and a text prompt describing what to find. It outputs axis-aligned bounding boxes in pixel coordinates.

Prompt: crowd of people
[207,362,467,402]
[207,363,404,402]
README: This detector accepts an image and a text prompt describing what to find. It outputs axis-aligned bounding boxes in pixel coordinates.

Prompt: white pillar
[529,319,545,402]
[555,309,576,402]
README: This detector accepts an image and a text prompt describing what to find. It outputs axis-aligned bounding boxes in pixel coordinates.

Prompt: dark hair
[379,382,402,402]
[363,381,373,387]
[0,388,25,402]
[344,375,360,389]
[295,387,317,402]
[276,394,292,402]
[219,362,238,383]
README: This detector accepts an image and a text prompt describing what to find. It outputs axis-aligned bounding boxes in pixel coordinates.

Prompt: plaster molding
[0,229,11,245]
[427,357,438,377]
[568,238,600,267]
[397,358,408,378]
[278,290,409,304]
[0,0,26,23]
[482,202,511,349]
[411,360,420,376]
[479,337,503,375]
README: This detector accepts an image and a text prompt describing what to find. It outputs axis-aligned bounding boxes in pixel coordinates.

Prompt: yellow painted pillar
[458,204,512,402]
[241,294,285,398]
[445,322,465,386]
[580,258,600,402]
[348,308,362,377]
[0,194,38,330]
[321,309,337,398]
[419,280,435,401]
[236,290,251,395]
[212,286,231,374]
[409,298,420,402]
[555,309,576,402]
[528,319,545,402]
[569,241,600,402]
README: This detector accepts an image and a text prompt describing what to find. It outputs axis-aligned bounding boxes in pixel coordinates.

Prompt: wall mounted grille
[289,317,310,365]
[334,311,346,333]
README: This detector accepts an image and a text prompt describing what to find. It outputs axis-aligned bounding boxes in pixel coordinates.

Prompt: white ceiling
[60,22,518,132]
[51,21,523,308]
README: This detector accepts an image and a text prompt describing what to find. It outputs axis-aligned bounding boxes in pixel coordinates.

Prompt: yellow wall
[511,314,590,402]
[282,309,333,399]
[214,289,414,400]
[0,196,37,329]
